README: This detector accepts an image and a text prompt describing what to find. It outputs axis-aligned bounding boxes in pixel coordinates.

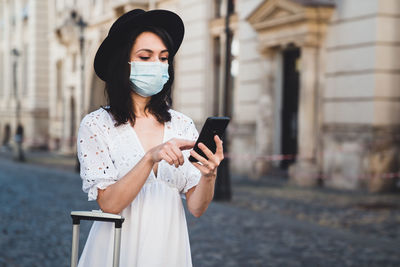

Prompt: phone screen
[189,117,230,162]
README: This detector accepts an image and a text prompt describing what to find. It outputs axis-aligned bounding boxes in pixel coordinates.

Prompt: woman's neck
[131,92,151,118]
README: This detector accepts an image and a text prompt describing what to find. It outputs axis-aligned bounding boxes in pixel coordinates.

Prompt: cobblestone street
[1,153,400,266]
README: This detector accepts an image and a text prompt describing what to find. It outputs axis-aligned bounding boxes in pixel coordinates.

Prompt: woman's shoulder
[80,106,115,130]
[168,109,195,125]
[168,109,198,139]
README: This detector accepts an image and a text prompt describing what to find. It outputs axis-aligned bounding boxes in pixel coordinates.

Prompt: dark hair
[101,26,174,127]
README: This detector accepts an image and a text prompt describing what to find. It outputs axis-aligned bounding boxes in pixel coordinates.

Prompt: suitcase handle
[70,210,125,267]
[71,210,125,227]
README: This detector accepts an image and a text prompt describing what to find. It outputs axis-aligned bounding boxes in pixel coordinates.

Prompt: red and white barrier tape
[225,153,296,161]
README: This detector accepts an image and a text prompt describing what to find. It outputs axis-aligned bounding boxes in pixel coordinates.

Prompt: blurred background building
[0,0,49,150]
[0,0,399,192]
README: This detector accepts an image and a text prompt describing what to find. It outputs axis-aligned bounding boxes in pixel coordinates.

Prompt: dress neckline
[102,108,170,178]
[128,120,168,179]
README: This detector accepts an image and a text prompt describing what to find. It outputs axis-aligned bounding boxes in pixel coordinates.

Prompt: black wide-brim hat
[94,9,184,82]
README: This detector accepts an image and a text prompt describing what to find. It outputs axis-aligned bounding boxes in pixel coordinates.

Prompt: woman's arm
[186,135,224,217]
[97,138,195,214]
[185,175,216,217]
[97,152,153,214]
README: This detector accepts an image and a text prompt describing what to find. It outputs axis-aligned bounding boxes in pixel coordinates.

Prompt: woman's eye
[139,57,150,60]
[161,57,168,61]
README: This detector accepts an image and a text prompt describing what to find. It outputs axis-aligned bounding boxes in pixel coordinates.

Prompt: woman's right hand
[147,138,195,167]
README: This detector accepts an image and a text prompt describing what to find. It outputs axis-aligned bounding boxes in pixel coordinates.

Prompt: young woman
[76,9,224,266]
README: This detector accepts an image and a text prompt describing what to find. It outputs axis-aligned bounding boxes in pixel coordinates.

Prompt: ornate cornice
[247,0,334,51]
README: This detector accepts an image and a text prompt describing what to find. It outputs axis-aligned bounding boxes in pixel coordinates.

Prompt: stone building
[240,0,400,191]
[0,0,49,150]
[244,0,400,192]
[1,0,399,191]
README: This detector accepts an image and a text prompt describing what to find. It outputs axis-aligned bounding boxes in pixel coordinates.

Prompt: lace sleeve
[77,115,119,201]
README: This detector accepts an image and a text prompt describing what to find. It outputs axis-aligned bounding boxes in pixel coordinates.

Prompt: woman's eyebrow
[136,49,153,53]
[136,49,169,53]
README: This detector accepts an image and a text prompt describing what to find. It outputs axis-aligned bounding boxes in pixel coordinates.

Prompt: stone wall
[232,0,267,177]
[322,0,400,191]
[322,125,400,191]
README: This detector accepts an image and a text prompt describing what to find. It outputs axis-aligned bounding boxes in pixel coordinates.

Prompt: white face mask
[129,61,169,97]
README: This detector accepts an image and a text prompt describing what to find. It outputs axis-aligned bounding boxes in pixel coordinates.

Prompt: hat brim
[94,9,184,81]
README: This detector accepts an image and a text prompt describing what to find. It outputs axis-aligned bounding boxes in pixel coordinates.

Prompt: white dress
[76,107,201,267]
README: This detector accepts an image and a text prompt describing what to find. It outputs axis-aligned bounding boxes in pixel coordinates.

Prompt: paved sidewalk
[231,176,400,242]
[0,148,78,172]
[1,150,400,266]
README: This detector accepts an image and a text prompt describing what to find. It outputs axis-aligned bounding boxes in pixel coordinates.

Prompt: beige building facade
[1,0,399,191]
[240,0,400,191]
[0,0,49,149]
[48,0,154,154]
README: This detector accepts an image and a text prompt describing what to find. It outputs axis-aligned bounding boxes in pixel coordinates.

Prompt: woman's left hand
[189,135,224,179]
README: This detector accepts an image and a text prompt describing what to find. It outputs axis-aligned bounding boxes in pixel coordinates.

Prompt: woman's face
[130,31,169,63]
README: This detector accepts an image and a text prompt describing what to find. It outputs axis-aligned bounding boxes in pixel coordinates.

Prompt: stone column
[289,46,320,186]
[254,53,275,178]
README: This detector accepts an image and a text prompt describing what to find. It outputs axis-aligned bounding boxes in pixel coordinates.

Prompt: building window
[11,16,16,28]
[213,36,222,115]
[0,19,3,41]
[230,37,239,81]
[22,3,29,20]
[211,0,236,116]
[214,0,223,18]
[56,60,63,101]
[72,53,77,73]
[22,44,28,95]
[115,6,124,17]
[0,51,3,96]
[212,36,236,116]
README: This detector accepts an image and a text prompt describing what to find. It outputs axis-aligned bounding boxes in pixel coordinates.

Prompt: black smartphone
[189,117,230,162]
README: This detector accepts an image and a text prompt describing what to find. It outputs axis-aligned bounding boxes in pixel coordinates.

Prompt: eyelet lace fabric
[77,107,201,201]
[76,107,201,267]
